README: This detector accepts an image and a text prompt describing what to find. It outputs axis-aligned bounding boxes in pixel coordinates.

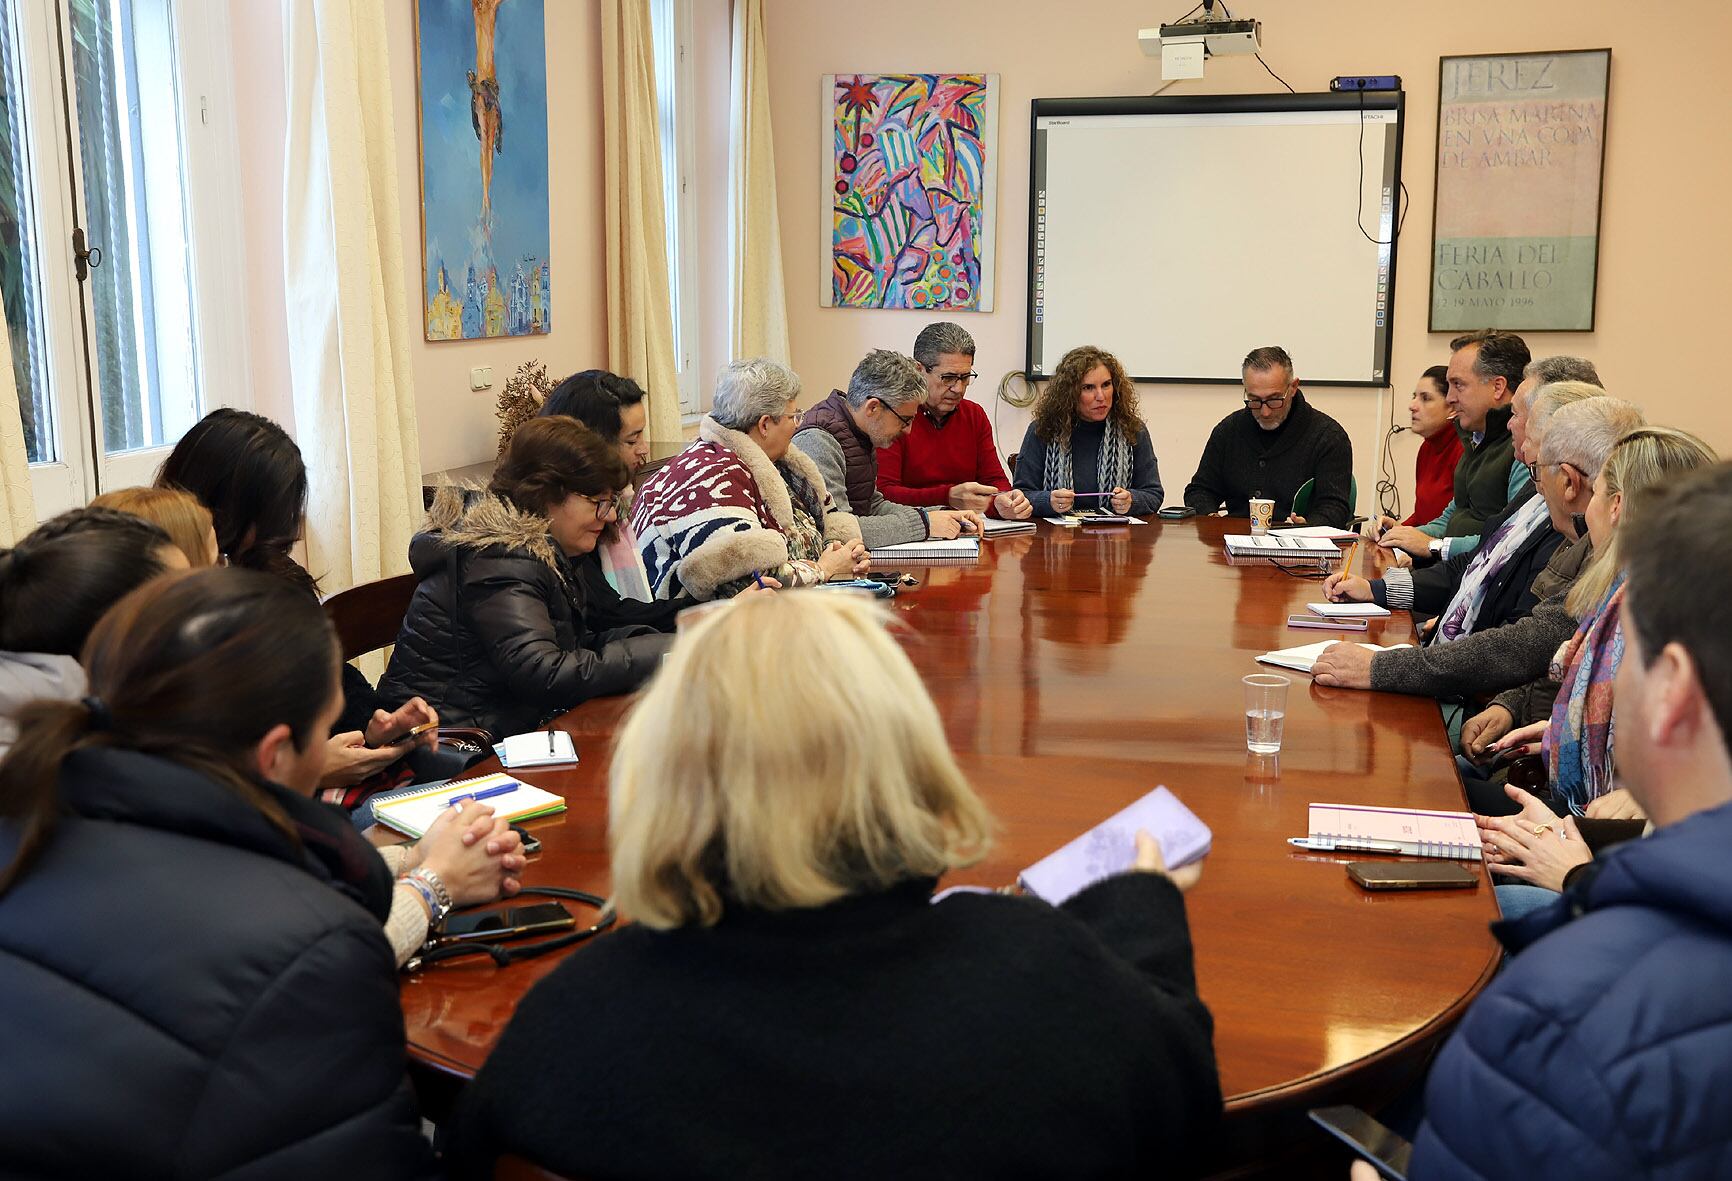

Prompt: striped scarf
[1042,421,1132,499]
[1435,493,1550,643]
[1544,578,1625,814]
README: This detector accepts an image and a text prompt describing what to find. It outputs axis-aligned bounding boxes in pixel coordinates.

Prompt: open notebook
[1301,803,1482,860]
[1257,639,1411,673]
[369,772,567,839]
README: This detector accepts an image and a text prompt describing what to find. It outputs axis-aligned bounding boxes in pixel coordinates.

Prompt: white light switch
[470,366,493,391]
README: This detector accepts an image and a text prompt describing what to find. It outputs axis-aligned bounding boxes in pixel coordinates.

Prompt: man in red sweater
[877,323,1032,519]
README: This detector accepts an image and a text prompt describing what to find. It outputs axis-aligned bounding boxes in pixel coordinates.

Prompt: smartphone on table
[1346,862,1478,890]
[434,901,574,944]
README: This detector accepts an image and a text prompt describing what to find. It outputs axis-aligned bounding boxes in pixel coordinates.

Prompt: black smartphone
[1308,1106,1411,1180]
[1157,505,1198,519]
[436,901,574,944]
[509,824,542,855]
[1347,862,1479,890]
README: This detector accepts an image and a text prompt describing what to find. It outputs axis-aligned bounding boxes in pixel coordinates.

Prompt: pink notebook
[1302,803,1482,860]
[1018,787,1212,904]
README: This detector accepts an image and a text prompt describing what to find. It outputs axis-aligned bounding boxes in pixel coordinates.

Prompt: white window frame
[652,0,701,419]
[13,0,250,515]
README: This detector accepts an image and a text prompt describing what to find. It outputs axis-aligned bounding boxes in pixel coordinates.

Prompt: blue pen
[447,783,519,808]
[752,570,768,589]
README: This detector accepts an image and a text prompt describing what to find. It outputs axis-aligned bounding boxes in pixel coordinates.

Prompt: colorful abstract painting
[824,73,998,311]
[415,0,551,341]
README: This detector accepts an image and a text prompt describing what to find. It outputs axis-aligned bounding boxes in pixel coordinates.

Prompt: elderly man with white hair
[631,358,868,601]
[1313,395,1647,697]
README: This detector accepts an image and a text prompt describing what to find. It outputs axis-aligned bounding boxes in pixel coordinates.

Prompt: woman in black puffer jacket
[379,417,673,739]
[0,569,435,1179]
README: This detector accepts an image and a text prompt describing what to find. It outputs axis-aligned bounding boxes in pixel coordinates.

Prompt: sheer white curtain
[727,0,790,365]
[600,0,681,441]
[0,323,37,546]
[281,0,421,598]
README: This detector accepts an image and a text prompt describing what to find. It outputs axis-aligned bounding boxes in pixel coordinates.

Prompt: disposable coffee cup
[1249,498,1275,535]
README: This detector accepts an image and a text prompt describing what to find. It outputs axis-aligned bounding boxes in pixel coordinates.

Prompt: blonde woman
[450,593,1221,1180]
[90,485,219,567]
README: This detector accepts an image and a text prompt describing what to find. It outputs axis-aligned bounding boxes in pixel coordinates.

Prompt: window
[650,0,699,417]
[2,0,246,513]
[0,0,53,464]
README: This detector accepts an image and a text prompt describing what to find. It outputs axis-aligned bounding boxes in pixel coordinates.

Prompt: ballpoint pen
[448,783,520,808]
[1287,837,1403,853]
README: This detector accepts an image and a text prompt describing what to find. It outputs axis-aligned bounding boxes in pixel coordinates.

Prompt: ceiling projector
[1138,12,1262,80]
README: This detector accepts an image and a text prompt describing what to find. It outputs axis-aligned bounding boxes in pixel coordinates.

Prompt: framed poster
[822,73,999,311]
[414,0,551,341]
[1429,48,1610,332]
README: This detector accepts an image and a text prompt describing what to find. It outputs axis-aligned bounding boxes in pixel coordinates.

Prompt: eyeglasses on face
[878,400,917,429]
[575,493,619,519]
[923,365,979,388]
[1244,394,1288,411]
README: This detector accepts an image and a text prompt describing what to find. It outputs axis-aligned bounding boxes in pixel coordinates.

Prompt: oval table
[398,517,1498,1176]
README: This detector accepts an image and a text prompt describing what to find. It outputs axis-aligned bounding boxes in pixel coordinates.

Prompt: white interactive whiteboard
[1028,92,1404,386]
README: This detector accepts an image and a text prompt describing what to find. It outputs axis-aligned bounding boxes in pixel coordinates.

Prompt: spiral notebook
[1304,803,1482,860]
[868,538,980,564]
[1224,533,1343,560]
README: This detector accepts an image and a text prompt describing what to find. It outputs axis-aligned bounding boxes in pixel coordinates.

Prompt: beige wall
[763,0,1732,514]
[230,0,612,477]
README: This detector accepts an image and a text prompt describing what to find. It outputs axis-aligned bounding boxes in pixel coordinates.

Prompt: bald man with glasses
[1182,346,1355,528]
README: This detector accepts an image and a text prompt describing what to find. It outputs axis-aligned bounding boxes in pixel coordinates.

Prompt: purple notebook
[1018,787,1212,905]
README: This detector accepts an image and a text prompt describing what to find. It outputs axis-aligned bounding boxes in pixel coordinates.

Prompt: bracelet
[404,866,453,928]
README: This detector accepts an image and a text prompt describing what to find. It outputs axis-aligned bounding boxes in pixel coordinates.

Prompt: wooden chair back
[322,572,420,663]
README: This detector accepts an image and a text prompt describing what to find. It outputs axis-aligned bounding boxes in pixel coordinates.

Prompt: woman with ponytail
[0,569,516,1176]
[0,508,181,758]
[157,409,442,791]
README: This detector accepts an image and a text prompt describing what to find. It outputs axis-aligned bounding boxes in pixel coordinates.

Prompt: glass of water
[1243,673,1291,754]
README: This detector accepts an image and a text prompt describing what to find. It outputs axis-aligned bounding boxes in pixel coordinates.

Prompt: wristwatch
[1428,538,1447,559]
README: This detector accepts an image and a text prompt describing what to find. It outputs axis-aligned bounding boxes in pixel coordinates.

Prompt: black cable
[1356,89,1409,246]
[1255,54,1296,94]
[1267,558,1334,580]
[1377,424,1405,522]
[406,886,616,971]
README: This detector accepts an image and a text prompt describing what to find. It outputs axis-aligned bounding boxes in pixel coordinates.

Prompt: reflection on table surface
[398,516,1498,1170]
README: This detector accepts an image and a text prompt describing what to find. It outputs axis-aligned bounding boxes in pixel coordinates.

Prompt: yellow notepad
[370,772,566,839]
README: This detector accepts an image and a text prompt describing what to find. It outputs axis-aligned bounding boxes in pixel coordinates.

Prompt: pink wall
[763,0,1732,515]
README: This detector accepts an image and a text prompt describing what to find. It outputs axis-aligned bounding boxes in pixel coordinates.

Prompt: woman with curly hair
[1012,345,1164,517]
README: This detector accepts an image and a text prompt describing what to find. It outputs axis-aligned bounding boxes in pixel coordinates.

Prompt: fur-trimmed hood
[411,486,565,580]
[697,416,862,544]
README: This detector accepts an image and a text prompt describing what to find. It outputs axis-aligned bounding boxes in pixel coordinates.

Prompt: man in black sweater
[1183,345,1355,528]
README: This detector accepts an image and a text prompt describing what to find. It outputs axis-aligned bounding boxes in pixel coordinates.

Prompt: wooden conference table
[398,516,1499,1174]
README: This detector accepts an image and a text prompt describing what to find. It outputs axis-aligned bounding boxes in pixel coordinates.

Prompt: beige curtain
[281,0,421,606]
[600,0,682,442]
[727,0,790,365]
[0,321,38,546]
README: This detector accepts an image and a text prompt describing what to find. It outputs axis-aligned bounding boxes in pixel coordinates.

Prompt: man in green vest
[1376,329,1531,563]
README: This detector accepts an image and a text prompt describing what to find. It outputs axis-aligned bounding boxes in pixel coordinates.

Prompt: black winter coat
[447,872,1222,1179]
[0,748,434,1178]
[378,491,672,738]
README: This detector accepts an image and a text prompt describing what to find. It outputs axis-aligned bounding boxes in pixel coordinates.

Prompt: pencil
[1339,541,1360,577]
